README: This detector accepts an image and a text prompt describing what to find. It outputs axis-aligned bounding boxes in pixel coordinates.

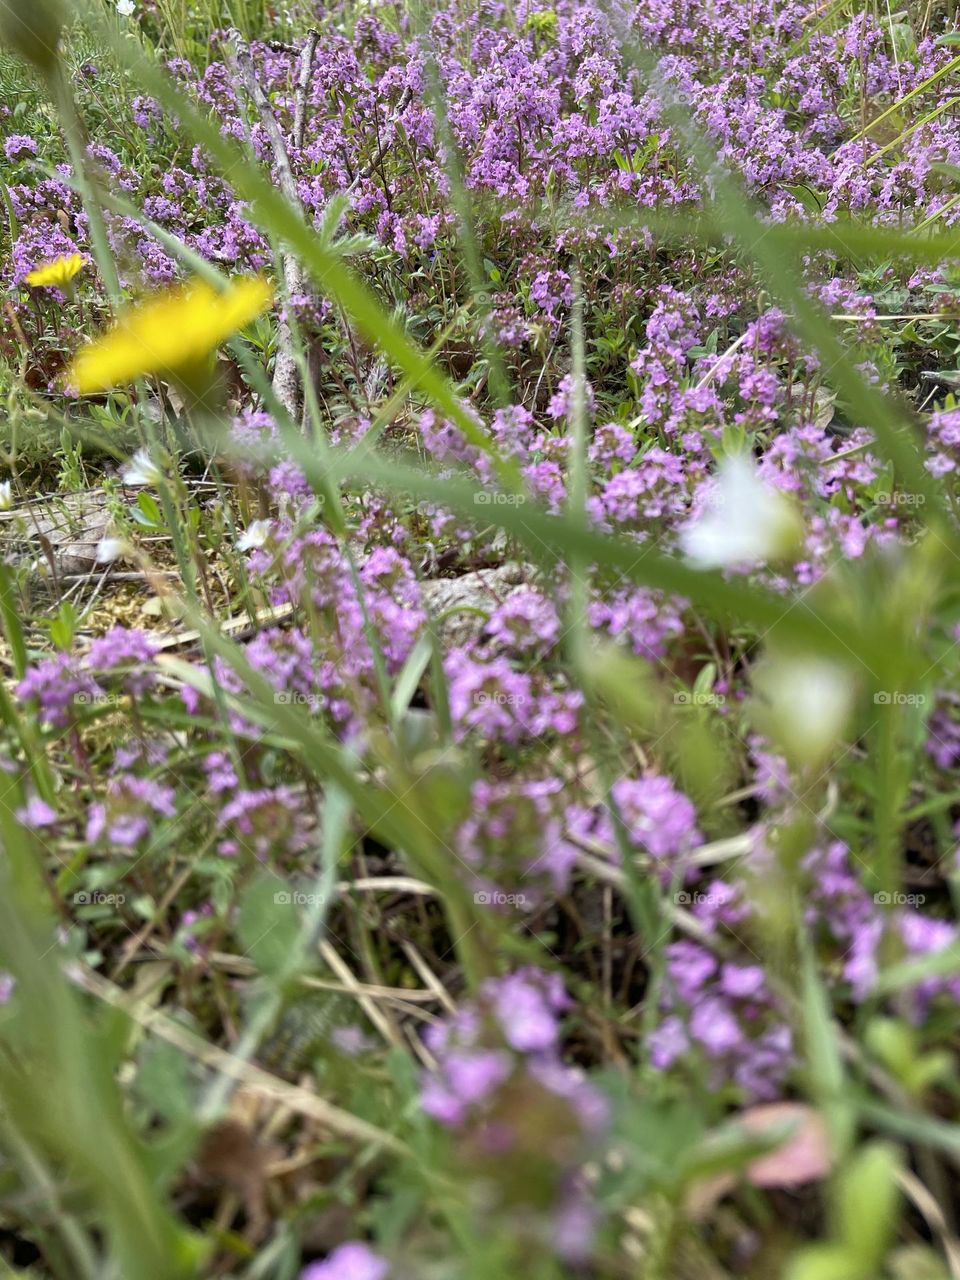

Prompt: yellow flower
[67,275,273,394]
[25,253,85,289]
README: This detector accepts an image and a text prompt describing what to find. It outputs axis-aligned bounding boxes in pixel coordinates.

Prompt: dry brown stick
[226,29,313,421]
[344,86,413,197]
[210,952,444,1004]
[111,859,196,979]
[293,29,319,151]
[72,963,409,1155]
[401,941,458,1015]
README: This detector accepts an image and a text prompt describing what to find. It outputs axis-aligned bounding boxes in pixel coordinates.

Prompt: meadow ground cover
[3,0,960,1275]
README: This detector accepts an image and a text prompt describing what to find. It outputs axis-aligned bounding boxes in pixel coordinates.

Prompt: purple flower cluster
[4,0,956,416]
[455,777,579,905]
[16,653,102,730]
[421,968,607,1260]
[86,775,177,849]
[217,786,312,862]
[301,1244,388,1280]
[445,645,583,745]
[16,628,158,728]
[87,626,159,695]
[564,774,702,882]
[649,935,794,1100]
[612,775,703,866]
[650,834,960,1099]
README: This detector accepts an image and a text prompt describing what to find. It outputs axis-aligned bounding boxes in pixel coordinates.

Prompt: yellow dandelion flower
[25,253,86,289]
[67,275,273,394]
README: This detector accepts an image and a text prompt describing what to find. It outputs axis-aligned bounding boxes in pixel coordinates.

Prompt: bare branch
[225,29,311,421]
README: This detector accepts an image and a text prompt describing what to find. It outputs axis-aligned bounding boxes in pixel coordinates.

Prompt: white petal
[237,519,271,551]
[753,655,855,766]
[121,449,162,487]
[680,454,801,570]
[96,537,128,563]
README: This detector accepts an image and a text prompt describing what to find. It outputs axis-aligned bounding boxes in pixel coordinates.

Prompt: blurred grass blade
[83,2,523,490]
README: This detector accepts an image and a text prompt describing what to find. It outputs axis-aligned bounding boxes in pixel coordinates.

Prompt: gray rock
[421,561,534,647]
[2,488,111,579]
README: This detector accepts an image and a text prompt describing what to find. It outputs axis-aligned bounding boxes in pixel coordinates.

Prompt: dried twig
[225,30,318,421]
[318,941,410,1055]
[71,963,409,1155]
[293,30,319,152]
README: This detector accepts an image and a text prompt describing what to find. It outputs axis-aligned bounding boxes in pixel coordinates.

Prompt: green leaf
[136,491,165,528]
[135,1040,200,1126]
[801,944,854,1158]
[837,1142,900,1269]
[784,1243,864,1280]
[783,183,824,214]
[236,872,302,980]
[871,942,960,995]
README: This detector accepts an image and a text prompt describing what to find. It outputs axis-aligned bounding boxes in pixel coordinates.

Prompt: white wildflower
[680,454,802,570]
[121,448,162,487]
[752,654,855,766]
[96,537,129,563]
[237,519,271,551]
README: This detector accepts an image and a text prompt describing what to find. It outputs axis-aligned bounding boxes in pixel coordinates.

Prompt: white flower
[752,654,855,766]
[237,519,271,551]
[121,448,162,487]
[0,481,13,511]
[116,0,136,16]
[96,537,129,563]
[679,454,802,570]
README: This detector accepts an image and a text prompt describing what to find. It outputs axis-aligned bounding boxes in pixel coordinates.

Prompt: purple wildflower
[300,1243,388,1280]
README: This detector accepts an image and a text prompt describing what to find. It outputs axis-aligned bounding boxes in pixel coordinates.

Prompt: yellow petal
[25,253,85,288]
[68,275,273,394]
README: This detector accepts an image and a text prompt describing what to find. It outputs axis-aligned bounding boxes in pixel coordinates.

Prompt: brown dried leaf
[686,1103,831,1219]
